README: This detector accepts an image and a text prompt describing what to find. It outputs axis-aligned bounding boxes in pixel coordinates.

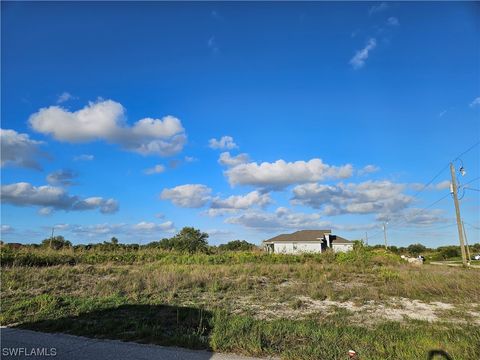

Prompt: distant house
[263,230,353,254]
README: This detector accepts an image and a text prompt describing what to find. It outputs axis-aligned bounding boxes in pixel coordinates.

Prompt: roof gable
[264,229,331,243]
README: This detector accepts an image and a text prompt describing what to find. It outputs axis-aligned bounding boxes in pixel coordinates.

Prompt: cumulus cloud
[358,164,380,176]
[350,38,377,69]
[160,184,212,208]
[435,180,451,190]
[133,221,175,232]
[409,180,451,191]
[226,207,329,231]
[56,92,75,104]
[225,158,353,190]
[469,97,480,108]
[292,180,413,218]
[209,136,238,150]
[71,223,126,236]
[1,182,119,214]
[29,99,186,156]
[46,169,78,186]
[1,129,46,170]
[74,154,94,161]
[218,152,250,167]
[67,220,175,240]
[144,164,166,175]
[211,190,272,210]
[206,190,272,216]
[398,208,448,226]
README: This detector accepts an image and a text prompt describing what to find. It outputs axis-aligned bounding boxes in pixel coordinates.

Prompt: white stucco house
[263,230,353,254]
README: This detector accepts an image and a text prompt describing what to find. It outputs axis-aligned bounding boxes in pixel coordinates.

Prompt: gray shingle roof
[263,230,331,243]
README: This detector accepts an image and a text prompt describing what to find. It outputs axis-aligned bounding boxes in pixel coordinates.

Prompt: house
[263,230,353,254]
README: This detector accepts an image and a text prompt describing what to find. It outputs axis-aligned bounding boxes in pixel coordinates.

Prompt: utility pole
[365,231,368,246]
[449,163,467,266]
[462,220,471,265]
[383,222,388,250]
[49,227,55,249]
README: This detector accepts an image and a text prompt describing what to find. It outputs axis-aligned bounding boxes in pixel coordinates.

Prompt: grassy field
[1,246,479,359]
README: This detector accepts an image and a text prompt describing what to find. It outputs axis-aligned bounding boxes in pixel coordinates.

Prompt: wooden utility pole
[383,222,388,250]
[449,163,467,266]
[462,220,471,265]
[49,227,54,249]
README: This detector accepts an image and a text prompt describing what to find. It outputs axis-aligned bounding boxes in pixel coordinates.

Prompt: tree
[171,227,209,253]
[219,240,256,251]
[438,246,460,260]
[407,243,427,255]
[110,237,119,245]
[41,236,72,250]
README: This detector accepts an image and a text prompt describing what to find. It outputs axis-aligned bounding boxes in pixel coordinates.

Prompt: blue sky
[1,2,479,247]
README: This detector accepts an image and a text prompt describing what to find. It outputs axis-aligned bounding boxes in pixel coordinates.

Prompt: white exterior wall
[273,242,322,254]
[332,244,353,253]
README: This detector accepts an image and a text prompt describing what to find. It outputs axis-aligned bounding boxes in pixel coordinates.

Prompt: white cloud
[369,2,388,15]
[409,180,451,191]
[1,225,14,234]
[38,207,54,216]
[144,164,166,175]
[292,180,413,218]
[1,182,119,214]
[469,97,480,107]
[226,207,329,231]
[207,191,272,216]
[53,224,70,230]
[350,38,377,70]
[225,158,353,190]
[0,129,46,170]
[400,208,448,226]
[160,184,212,208]
[218,152,250,167]
[74,154,94,161]
[435,180,451,190]
[206,229,232,237]
[71,223,126,236]
[133,221,175,232]
[209,136,238,150]
[72,197,119,213]
[46,169,78,186]
[56,92,75,104]
[387,17,399,26]
[29,99,186,156]
[358,164,380,176]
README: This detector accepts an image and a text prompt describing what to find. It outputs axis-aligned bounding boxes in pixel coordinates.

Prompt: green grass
[2,247,479,359]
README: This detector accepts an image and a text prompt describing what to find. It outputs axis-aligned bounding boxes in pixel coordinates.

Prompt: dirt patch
[229,295,479,325]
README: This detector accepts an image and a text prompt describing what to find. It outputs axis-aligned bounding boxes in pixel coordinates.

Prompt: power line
[460,176,480,188]
[361,141,480,243]
[464,222,480,230]
[452,140,480,161]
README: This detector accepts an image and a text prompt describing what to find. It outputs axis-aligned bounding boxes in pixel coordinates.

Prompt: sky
[1,1,479,247]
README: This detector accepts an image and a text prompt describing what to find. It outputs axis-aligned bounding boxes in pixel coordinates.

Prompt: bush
[41,236,72,250]
[219,240,256,252]
[407,243,427,256]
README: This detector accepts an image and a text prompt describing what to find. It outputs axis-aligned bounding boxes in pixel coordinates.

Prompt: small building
[263,230,353,254]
